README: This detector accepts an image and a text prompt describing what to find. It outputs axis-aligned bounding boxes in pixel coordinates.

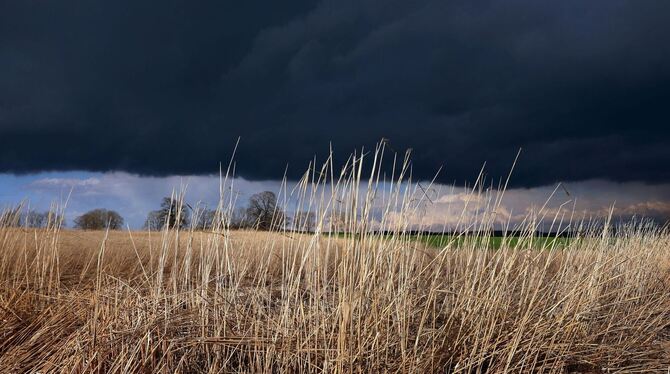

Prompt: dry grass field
[1,151,670,373]
[1,223,669,373]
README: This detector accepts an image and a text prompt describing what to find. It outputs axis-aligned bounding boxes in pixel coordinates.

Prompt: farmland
[416,234,574,250]
[1,151,669,373]
[0,222,669,373]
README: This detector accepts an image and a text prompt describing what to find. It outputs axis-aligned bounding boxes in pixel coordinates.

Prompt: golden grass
[1,146,669,373]
[1,227,669,373]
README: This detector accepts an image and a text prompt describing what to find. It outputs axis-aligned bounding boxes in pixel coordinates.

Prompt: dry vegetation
[1,146,669,373]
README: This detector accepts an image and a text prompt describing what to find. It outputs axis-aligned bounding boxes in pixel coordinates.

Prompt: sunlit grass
[0,144,668,373]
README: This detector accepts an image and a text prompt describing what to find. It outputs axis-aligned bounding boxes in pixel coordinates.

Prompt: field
[0,225,669,373]
[1,152,670,373]
[406,233,573,250]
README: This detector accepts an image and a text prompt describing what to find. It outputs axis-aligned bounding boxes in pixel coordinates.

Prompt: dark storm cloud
[1,0,669,186]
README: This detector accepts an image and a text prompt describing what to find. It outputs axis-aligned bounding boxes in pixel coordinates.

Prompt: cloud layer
[1,0,669,186]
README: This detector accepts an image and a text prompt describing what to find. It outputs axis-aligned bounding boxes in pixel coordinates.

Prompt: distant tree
[48,212,66,228]
[230,207,249,229]
[17,210,65,229]
[22,210,48,228]
[246,191,286,231]
[0,206,20,227]
[161,197,190,229]
[192,206,254,231]
[329,209,348,233]
[293,211,316,233]
[74,209,124,230]
[195,208,217,230]
[143,211,162,231]
[144,197,190,230]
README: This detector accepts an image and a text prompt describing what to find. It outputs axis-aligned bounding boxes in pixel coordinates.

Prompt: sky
[1,0,669,229]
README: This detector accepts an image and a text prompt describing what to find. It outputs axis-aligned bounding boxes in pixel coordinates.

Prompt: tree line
[3,209,66,229]
[13,190,316,231]
[142,191,316,232]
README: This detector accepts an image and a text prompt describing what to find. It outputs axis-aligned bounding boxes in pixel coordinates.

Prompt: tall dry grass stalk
[0,144,669,373]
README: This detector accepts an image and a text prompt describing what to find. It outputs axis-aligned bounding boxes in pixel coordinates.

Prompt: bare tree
[22,210,48,228]
[294,211,316,233]
[329,209,348,233]
[145,197,190,230]
[246,191,286,231]
[195,208,217,230]
[143,211,162,231]
[230,207,249,229]
[15,210,65,229]
[74,209,124,230]
[0,206,21,228]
